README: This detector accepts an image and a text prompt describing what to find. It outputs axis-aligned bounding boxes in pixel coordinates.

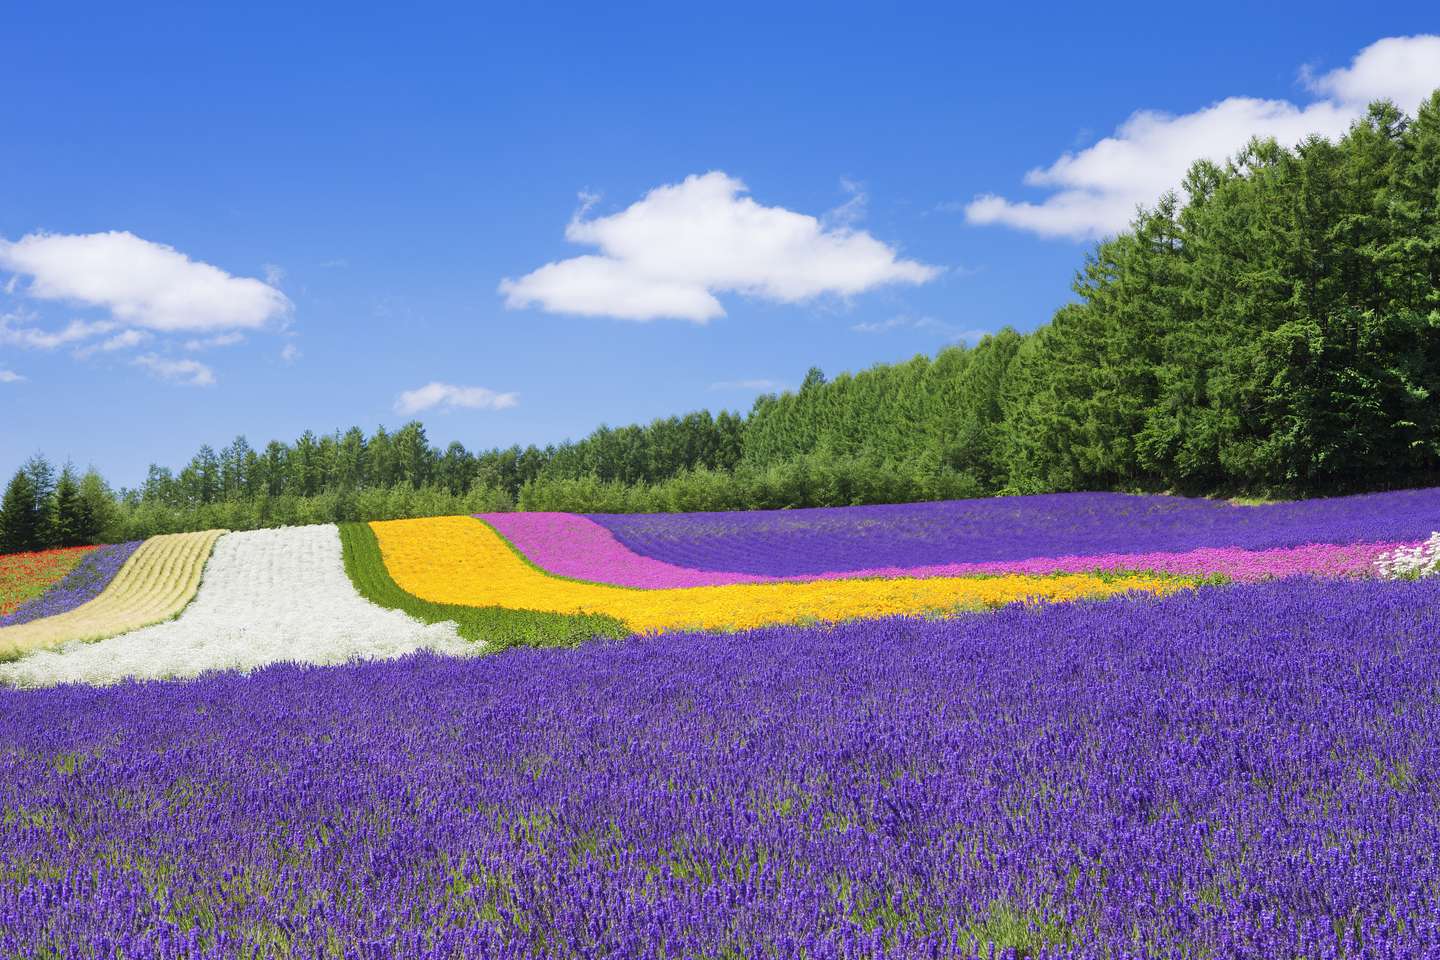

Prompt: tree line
[5,91,1440,546]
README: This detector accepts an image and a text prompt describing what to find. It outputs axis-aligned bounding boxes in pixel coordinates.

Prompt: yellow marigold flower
[372,516,1189,633]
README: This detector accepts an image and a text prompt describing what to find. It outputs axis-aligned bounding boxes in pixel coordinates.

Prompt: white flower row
[1374,532,1440,580]
[0,524,472,687]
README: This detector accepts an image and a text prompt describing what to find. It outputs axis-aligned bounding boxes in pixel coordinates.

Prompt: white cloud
[133,354,216,386]
[0,231,292,331]
[183,332,245,351]
[74,328,151,357]
[394,382,518,415]
[99,329,150,351]
[500,172,938,322]
[262,263,286,288]
[1303,35,1440,112]
[849,316,993,344]
[851,315,942,334]
[280,343,300,364]
[0,315,116,349]
[0,369,23,383]
[964,35,1440,240]
[709,379,786,392]
[825,178,868,228]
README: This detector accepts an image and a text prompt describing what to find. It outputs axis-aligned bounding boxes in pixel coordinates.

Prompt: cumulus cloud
[964,35,1440,240]
[133,354,216,387]
[394,382,519,415]
[500,172,938,322]
[0,369,23,383]
[0,231,292,331]
[280,343,300,364]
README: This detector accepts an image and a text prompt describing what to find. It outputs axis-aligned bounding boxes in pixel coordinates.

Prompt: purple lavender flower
[1,577,1437,955]
[591,488,1440,575]
[0,540,141,627]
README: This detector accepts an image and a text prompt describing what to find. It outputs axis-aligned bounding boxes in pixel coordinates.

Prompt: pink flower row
[478,512,1413,588]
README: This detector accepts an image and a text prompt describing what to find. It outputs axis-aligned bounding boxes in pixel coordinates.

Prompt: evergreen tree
[52,464,85,547]
[0,468,42,552]
[21,455,57,547]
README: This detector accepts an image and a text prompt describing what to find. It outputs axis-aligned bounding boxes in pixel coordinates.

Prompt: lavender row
[0,540,141,627]
[2,577,1438,956]
[591,488,1440,575]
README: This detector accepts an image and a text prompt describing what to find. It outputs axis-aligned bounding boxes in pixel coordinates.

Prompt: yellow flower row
[371,516,1191,633]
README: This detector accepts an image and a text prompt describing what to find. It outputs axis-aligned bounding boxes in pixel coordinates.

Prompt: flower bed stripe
[0,546,97,617]
[0,541,142,627]
[0,525,475,687]
[375,516,1194,633]
[482,511,1408,587]
[588,488,1440,575]
[0,530,224,661]
[339,522,627,651]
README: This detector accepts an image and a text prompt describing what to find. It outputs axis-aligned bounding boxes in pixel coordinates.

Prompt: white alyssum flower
[0,525,471,687]
[1374,532,1440,580]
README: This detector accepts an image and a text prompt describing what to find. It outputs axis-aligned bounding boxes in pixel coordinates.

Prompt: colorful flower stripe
[482,511,1411,586]
[0,545,97,616]
[374,516,1193,632]
[590,487,1440,575]
[0,530,224,660]
[0,541,142,627]
[0,527,469,688]
[479,512,771,587]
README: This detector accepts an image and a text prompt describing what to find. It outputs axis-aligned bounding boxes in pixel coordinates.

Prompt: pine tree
[52,464,85,547]
[0,468,42,553]
[21,455,57,548]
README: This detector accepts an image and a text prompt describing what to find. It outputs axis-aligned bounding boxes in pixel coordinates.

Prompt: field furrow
[0,531,224,660]
[0,525,471,686]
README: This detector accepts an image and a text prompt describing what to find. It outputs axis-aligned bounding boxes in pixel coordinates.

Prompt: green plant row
[337,522,628,652]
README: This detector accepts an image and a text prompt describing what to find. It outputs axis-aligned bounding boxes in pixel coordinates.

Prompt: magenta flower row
[478,512,1410,587]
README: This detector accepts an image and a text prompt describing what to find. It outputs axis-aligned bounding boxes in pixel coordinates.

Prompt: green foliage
[106,484,515,541]
[51,465,86,548]
[336,522,627,651]
[0,468,43,553]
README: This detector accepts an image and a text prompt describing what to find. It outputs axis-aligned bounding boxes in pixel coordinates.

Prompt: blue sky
[3,2,1438,488]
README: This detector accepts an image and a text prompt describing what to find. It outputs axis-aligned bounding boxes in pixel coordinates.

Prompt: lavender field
[592,489,1440,575]
[3,575,1438,958]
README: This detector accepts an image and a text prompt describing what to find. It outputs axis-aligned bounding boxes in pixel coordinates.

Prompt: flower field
[0,545,96,618]
[0,540,140,627]
[481,510,1408,587]
[1,489,1438,954]
[0,526,468,687]
[375,515,1190,633]
[3,577,1439,956]
[0,530,222,662]
[588,488,1440,576]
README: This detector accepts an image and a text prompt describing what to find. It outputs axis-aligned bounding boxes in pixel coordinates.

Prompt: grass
[338,522,629,652]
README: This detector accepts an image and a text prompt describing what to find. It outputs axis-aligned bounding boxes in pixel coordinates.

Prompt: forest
[4,92,1439,549]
